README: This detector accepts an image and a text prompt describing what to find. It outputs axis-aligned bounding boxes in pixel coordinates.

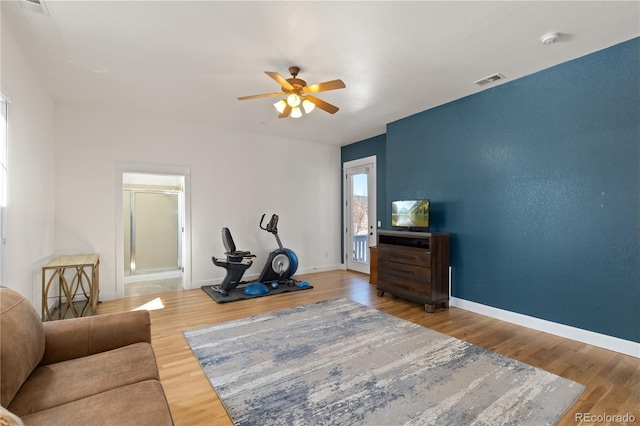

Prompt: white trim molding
[450,297,639,358]
[343,155,377,274]
[114,162,192,298]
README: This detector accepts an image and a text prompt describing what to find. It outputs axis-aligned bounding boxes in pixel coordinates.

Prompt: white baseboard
[297,264,343,274]
[99,291,118,302]
[450,297,639,358]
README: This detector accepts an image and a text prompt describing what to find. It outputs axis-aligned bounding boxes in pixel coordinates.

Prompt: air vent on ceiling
[473,73,506,86]
[18,0,50,16]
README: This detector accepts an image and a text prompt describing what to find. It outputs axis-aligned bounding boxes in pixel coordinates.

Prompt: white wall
[0,12,56,306]
[55,104,342,300]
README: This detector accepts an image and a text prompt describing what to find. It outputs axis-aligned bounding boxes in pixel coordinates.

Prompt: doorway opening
[343,156,377,274]
[115,164,191,298]
[123,173,184,296]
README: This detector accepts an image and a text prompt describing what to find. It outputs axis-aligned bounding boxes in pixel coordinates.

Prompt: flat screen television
[391,199,429,229]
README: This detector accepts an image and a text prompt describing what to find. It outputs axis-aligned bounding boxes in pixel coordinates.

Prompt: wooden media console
[376,230,450,313]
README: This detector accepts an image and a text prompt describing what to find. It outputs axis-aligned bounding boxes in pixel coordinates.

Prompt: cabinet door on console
[377,245,432,296]
[378,245,431,267]
[376,230,450,313]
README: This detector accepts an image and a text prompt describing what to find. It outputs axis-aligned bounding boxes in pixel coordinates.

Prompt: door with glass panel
[344,157,376,274]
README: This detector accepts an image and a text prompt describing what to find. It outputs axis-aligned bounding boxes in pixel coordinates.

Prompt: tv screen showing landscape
[391,199,429,228]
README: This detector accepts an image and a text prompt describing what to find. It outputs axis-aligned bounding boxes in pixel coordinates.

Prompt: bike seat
[221,228,255,261]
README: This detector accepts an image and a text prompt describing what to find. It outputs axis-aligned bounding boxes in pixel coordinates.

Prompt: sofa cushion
[19,380,173,426]
[41,310,152,365]
[8,342,159,416]
[0,287,45,407]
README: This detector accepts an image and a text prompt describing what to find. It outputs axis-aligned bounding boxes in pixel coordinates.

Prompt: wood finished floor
[97,270,639,426]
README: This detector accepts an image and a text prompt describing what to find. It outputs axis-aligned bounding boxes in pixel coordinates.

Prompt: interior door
[344,158,376,274]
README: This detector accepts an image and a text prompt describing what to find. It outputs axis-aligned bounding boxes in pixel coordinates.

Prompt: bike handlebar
[259,213,279,234]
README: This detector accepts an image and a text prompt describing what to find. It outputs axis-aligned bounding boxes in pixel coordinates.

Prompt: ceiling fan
[238,66,346,118]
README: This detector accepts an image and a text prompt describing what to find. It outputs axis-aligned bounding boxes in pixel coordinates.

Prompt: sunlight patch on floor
[133,297,165,311]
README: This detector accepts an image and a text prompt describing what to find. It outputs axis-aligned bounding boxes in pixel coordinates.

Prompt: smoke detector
[540,32,560,45]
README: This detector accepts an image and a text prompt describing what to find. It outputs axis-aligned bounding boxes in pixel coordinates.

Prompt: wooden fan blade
[304,95,339,114]
[303,79,346,94]
[265,71,294,91]
[237,92,284,100]
[278,104,292,118]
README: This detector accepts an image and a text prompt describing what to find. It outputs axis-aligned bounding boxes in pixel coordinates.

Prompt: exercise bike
[210,214,298,296]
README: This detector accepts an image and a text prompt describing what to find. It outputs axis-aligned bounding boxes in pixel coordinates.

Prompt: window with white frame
[0,93,8,284]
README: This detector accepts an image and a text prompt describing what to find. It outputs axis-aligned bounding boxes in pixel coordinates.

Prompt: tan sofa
[0,287,174,425]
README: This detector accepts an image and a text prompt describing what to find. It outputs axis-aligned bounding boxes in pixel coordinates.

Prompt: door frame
[115,162,191,298]
[343,155,377,274]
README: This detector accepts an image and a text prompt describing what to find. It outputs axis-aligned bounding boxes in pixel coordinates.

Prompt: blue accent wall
[386,38,639,342]
[353,38,639,342]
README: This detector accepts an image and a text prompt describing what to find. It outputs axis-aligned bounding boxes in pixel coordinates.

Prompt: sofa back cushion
[0,287,45,407]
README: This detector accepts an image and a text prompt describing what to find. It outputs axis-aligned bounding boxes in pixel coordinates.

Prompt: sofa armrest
[41,310,152,366]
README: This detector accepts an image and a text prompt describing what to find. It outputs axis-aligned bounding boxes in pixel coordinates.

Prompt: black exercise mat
[202,282,313,303]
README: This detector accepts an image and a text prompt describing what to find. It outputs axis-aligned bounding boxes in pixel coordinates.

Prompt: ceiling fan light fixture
[291,106,302,118]
[238,67,345,119]
[287,93,301,108]
[302,99,315,114]
[274,99,287,114]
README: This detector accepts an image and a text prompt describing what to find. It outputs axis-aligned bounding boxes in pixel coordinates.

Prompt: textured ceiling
[2,1,639,146]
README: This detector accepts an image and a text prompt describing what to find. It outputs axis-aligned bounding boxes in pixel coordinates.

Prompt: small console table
[376,230,450,313]
[41,254,100,321]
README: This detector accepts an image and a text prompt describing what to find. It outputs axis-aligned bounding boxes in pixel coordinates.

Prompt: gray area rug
[184,298,584,425]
